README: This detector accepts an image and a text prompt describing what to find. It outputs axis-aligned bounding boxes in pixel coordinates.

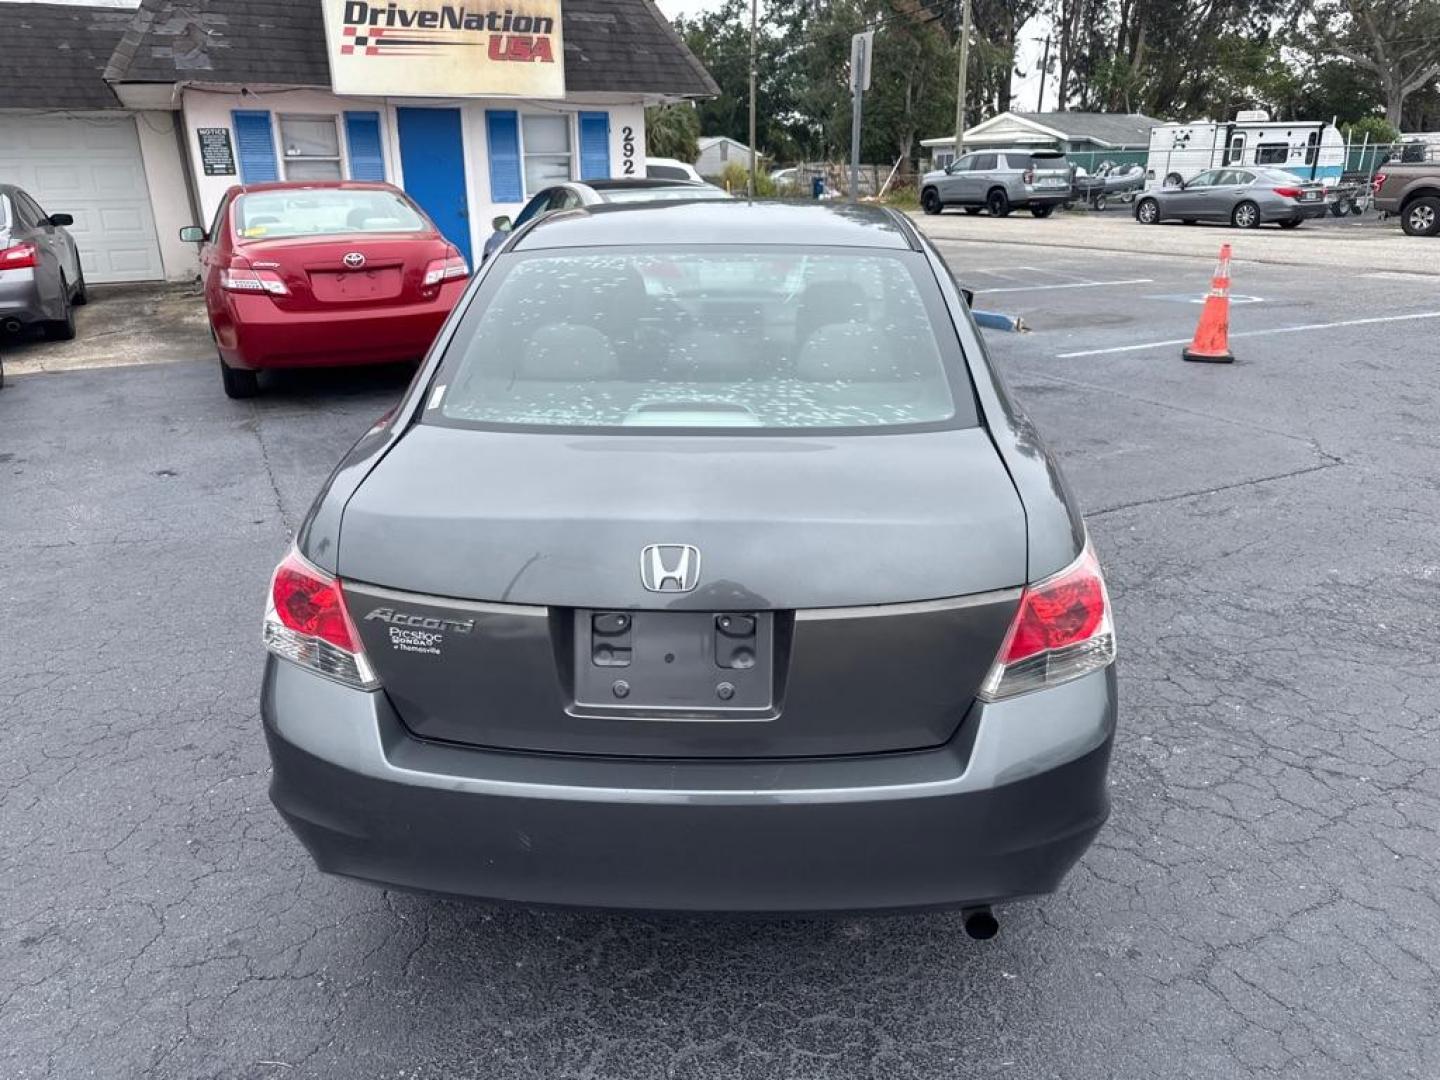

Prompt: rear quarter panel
[915,231,1087,580]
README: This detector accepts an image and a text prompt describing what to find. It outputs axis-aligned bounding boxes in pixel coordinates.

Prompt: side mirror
[179,226,206,243]
[960,287,975,308]
[48,213,74,227]
[492,215,513,233]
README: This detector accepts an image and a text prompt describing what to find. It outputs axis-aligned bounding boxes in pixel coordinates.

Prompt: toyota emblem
[343,252,366,269]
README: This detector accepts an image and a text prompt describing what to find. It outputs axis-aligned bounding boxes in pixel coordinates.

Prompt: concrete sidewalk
[911,208,1440,274]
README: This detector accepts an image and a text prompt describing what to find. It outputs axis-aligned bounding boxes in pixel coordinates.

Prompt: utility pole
[748,0,758,197]
[850,30,873,202]
[1036,34,1051,112]
[952,0,972,162]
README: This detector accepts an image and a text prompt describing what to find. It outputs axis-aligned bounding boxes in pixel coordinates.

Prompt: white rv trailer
[1146,111,1346,189]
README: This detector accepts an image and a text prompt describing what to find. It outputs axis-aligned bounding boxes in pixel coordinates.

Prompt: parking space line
[1056,310,1440,358]
[978,277,1153,294]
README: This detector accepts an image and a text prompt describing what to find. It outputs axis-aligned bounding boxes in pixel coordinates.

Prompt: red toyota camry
[183,181,469,398]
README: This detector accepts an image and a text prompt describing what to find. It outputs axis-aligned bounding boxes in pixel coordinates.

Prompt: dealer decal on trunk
[365,606,474,655]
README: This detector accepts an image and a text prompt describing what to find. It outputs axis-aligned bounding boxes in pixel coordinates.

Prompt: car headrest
[795,280,869,343]
[796,322,895,381]
[520,324,618,380]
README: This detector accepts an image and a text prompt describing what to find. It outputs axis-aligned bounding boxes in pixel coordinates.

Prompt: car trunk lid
[237,234,447,311]
[337,425,1029,759]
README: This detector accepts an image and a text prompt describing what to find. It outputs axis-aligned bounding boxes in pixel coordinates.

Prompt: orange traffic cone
[1183,243,1235,364]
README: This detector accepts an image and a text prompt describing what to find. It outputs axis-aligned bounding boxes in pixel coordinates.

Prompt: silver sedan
[0,183,85,341]
[1134,168,1329,229]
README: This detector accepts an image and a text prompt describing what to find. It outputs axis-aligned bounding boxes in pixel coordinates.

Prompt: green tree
[1301,0,1440,126]
[1341,116,1401,144]
[675,0,799,160]
[644,103,701,162]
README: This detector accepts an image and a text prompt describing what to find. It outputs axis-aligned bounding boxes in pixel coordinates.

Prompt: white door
[0,114,165,284]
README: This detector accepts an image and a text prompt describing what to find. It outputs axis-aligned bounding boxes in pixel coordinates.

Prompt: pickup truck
[1372,146,1440,236]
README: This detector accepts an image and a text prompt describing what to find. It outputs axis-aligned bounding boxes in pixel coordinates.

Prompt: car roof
[513,200,915,251]
[581,177,704,192]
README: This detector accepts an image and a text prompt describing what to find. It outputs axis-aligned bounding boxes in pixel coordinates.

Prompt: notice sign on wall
[197,127,236,176]
[322,0,565,98]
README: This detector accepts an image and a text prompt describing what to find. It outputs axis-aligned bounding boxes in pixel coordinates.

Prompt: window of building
[522,114,573,195]
[278,114,343,180]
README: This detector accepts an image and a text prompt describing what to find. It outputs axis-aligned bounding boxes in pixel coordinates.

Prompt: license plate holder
[573,610,774,715]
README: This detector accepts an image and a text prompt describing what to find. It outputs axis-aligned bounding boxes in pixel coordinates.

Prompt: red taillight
[423,248,469,288]
[980,541,1116,701]
[1272,186,1303,199]
[220,257,288,296]
[1,241,39,270]
[263,548,376,688]
[1022,168,1035,185]
[1373,173,1387,194]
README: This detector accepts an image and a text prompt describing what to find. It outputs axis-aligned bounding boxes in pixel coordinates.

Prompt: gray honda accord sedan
[261,201,1117,928]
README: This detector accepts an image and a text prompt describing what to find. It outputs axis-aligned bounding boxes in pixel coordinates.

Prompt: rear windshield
[427,248,976,434]
[232,189,427,240]
[646,164,692,181]
[1026,153,1070,169]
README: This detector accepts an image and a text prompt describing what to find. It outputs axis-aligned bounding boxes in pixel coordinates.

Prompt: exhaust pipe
[961,906,999,941]
[1,318,21,334]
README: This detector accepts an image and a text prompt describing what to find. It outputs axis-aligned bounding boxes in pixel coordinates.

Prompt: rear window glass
[646,164,691,181]
[428,248,975,434]
[232,189,426,240]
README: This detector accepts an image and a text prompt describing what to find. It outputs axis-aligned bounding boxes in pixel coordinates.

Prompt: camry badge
[640,544,701,593]
[343,251,366,269]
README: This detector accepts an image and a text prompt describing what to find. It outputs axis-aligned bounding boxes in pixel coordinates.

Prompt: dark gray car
[1134,167,1328,228]
[0,183,86,341]
[261,202,1117,928]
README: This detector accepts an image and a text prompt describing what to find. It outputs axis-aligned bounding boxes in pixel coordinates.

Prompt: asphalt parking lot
[2,223,1438,1078]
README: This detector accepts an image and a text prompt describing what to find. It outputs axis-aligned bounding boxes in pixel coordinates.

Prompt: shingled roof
[0,3,134,110]
[103,0,718,97]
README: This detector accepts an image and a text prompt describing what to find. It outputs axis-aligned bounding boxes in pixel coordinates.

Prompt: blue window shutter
[344,111,386,181]
[231,110,278,183]
[486,110,523,203]
[578,112,611,179]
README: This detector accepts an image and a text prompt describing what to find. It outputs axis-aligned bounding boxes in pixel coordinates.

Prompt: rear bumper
[216,282,462,370]
[1019,190,1070,207]
[0,269,45,325]
[263,658,1117,912]
[1270,202,1329,221]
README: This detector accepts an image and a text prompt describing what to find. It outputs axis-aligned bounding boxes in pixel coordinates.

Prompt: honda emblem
[640,545,701,593]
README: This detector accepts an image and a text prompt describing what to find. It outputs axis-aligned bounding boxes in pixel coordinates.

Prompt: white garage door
[0,114,165,284]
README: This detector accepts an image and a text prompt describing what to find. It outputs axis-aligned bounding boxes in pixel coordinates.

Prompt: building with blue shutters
[1,1,716,281]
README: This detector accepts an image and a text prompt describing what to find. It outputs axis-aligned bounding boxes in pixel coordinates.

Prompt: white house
[695,135,759,178]
[2,0,717,283]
